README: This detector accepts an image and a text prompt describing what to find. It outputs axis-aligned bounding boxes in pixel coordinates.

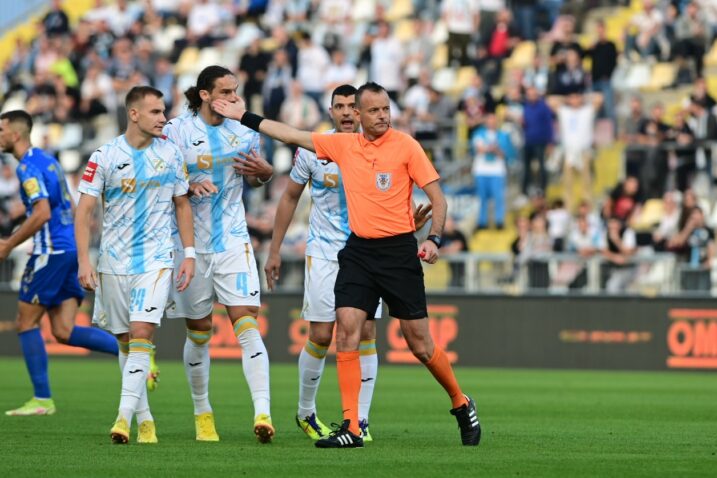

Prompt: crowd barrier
[0,292,715,371]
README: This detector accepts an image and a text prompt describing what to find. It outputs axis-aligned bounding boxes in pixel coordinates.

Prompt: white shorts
[166,244,261,320]
[302,256,382,323]
[92,269,172,334]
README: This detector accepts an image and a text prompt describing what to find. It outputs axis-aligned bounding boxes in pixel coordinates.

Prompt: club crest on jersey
[376,172,392,192]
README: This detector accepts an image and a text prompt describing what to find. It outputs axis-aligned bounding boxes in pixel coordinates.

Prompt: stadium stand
[2,0,717,295]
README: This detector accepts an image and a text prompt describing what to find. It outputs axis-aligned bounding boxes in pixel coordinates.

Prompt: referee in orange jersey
[214,82,480,448]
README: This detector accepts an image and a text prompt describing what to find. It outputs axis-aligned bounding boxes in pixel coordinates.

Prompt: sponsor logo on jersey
[22,178,41,197]
[82,161,98,182]
[121,178,136,193]
[197,154,213,170]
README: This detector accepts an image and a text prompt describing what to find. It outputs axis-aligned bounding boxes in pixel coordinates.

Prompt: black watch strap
[427,234,442,248]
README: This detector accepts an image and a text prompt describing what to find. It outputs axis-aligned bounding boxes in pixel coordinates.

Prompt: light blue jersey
[78,135,189,275]
[164,113,260,253]
[290,130,351,261]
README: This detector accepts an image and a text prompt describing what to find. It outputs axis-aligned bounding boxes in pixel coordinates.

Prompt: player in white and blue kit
[265,85,431,441]
[0,110,119,417]
[75,86,195,444]
[163,66,275,443]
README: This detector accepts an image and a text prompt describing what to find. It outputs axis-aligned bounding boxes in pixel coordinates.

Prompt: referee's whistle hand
[212,98,246,121]
[418,242,439,264]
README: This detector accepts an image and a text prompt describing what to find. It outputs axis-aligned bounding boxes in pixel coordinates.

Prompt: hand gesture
[264,252,281,291]
[212,97,247,121]
[233,149,273,181]
[413,203,433,230]
[189,180,218,198]
[176,257,195,292]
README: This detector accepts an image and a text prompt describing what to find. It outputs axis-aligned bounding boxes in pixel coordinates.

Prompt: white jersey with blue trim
[78,135,189,275]
[164,112,259,253]
[290,130,350,261]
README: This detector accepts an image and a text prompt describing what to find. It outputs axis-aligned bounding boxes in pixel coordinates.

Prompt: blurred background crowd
[3,0,717,295]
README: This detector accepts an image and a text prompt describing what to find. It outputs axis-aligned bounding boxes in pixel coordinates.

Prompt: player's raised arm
[265,179,306,290]
[212,97,316,152]
[75,193,98,291]
[172,194,195,292]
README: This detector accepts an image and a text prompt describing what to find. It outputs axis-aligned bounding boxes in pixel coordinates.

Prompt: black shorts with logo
[334,232,427,320]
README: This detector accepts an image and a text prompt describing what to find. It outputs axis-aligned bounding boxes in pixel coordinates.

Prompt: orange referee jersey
[311,128,439,239]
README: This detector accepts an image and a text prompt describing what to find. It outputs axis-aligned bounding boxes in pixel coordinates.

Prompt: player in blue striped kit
[0,110,119,417]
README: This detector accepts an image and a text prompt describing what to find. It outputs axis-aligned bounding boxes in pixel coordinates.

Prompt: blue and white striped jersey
[163,113,260,253]
[290,130,351,261]
[16,147,76,254]
[78,135,189,275]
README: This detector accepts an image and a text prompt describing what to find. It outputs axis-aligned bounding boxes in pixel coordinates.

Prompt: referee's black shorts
[334,232,427,320]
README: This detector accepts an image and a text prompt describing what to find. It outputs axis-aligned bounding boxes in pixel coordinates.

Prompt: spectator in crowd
[472,113,515,230]
[522,55,550,93]
[43,0,70,37]
[513,0,538,40]
[404,18,435,82]
[479,0,506,40]
[461,74,496,137]
[602,217,637,293]
[689,77,716,111]
[586,20,617,125]
[239,37,271,112]
[520,212,554,289]
[440,216,469,288]
[547,199,571,251]
[653,191,681,251]
[603,175,643,224]
[687,96,717,184]
[279,81,321,132]
[521,85,553,196]
[674,1,712,78]
[323,49,357,95]
[553,92,600,211]
[551,49,587,96]
[637,102,671,198]
[79,62,115,120]
[554,213,605,290]
[672,207,714,291]
[403,71,433,139]
[668,110,697,191]
[483,9,520,85]
[186,0,226,48]
[370,21,404,102]
[441,0,480,67]
[549,16,583,72]
[296,31,331,109]
[626,0,664,59]
[262,48,293,120]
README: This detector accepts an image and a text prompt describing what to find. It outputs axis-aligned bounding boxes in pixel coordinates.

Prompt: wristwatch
[427,234,442,248]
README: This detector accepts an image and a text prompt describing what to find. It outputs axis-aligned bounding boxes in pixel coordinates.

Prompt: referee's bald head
[355,82,388,109]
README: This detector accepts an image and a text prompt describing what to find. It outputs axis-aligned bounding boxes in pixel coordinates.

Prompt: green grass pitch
[0,358,715,477]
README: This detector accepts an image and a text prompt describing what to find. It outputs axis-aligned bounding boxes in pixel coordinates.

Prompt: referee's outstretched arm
[213,98,316,153]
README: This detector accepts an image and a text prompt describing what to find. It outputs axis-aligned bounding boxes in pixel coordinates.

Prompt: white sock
[359,346,378,423]
[184,331,212,415]
[237,327,271,417]
[118,351,153,424]
[118,343,152,424]
[297,341,328,418]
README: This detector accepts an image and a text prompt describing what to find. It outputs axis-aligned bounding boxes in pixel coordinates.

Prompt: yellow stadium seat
[431,44,448,70]
[385,0,413,21]
[394,19,414,42]
[504,41,536,70]
[632,199,664,231]
[641,63,676,92]
[175,47,200,75]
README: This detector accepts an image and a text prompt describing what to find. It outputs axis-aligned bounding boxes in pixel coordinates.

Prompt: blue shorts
[19,252,85,308]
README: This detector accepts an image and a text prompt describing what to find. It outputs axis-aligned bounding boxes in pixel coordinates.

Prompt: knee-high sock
[425,347,467,409]
[235,317,270,417]
[118,341,152,424]
[358,339,378,423]
[19,328,50,399]
[184,328,212,415]
[336,350,361,435]
[68,326,119,355]
[117,339,153,424]
[297,340,328,417]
